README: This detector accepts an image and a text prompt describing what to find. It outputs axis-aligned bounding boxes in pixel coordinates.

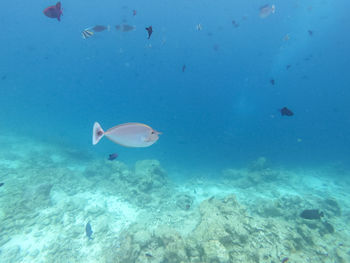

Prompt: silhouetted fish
[43,2,62,21]
[0,183,4,187]
[308,30,313,36]
[133,10,137,16]
[300,209,324,220]
[280,107,294,116]
[182,64,186,72]
[122,24,135,32]
[86,222,93,240]
[92,25,109,32]
[145,26,153,39]
[1,75,7,80]
[286,65,291,70]
[232,20,239,28]
[108,153,118,161]
[270,79,275,85]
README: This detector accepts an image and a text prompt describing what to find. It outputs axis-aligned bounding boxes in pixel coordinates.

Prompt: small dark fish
[300,209,324,220]
[85,222,93,240]
[280,107,294,116]
[232,20,239,28]
[92,25,109,32]
[146,26,153,39]
[145,253,153,258]
[133,10,137,16]
[115,25,121,31]
[108,153,118,161]
[213,44,219,51]
[281,257,289,263]
[182,64,186,72]
[270,79,275,85]
[0,183,4,187]
[308,30,313,36]
[43,1,63,21]
[286,65,291,70]
[1,75,7,80]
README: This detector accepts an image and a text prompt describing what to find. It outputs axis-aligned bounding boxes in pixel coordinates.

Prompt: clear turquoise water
[1,0,349,172]
[1,0,350,262]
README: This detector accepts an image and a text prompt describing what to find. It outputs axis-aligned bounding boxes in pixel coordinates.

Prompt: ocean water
[1,0,350,262]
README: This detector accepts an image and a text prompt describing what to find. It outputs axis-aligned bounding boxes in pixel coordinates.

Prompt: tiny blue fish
[0,183,4,187]
[108,153,118,161]
[86,222,93,240]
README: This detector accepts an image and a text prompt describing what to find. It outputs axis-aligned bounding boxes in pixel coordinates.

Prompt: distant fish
[300,209,324,220]
[280,107,294,116]
[108,153,118,161]
[81,28,94,39]
[122,24,135,32]
[86,222,93,240]
[270,79,275,85]
[196,24,202,31]
[145,26,153,39]
[132,10,137,16]
[259,4,275,19]
[92,25,110,32]
[232,20,239,28]
[92,122,161,147]
[284,34,290,41]
[286,64,291,70]
[116,24,135,32]
[182,64,186,72]
[1,75,7,80]
[308,30,313,36]
[43,2,63,21]
[0,183,4,187]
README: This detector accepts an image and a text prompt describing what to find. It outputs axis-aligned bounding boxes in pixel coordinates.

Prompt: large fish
[43,2,63,21]
[92,122,161,147]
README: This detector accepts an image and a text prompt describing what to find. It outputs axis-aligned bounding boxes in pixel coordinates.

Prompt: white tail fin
[92,122,104,145]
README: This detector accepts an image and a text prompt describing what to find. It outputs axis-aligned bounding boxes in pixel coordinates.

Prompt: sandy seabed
[0,135,350,263]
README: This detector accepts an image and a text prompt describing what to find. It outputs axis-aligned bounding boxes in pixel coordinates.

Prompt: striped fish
[81,28,94,39]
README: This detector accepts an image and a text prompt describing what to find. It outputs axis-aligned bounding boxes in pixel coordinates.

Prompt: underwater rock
[321,221,335,234]
[257,201,284,218]
[323,198,341,216]
[134,160,169,194]
[176,194,193,210]
[300,209,324,220]
[23,183,53,209]
[202,240,230,263]
[249,156,268,171]
[133,230,152,247]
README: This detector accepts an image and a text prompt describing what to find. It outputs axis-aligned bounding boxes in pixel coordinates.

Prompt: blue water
[1,0,349,174]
